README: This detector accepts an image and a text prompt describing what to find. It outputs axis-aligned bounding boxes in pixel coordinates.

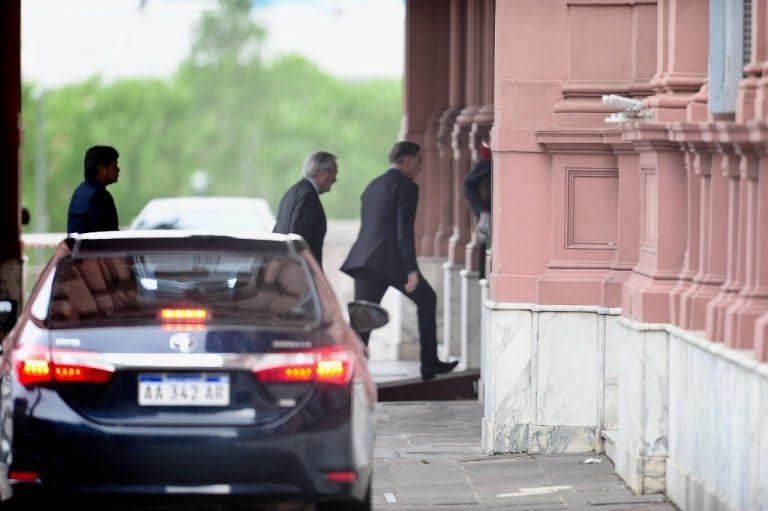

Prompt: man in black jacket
[273,151,338,268]
[341,141,458,381]
[67,145,121,234]
[462,139,492,278]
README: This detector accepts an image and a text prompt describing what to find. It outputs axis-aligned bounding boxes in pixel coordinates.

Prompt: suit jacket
[462,159,491,216]
[67,178,119,234]
[341,168,418,285]
[273,178,327,267]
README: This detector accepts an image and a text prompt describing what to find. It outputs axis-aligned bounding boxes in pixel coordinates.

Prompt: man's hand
[405,271,419,293]
[477,211,490,243]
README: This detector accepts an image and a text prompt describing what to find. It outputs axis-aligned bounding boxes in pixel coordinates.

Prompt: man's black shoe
[420,360,459,381]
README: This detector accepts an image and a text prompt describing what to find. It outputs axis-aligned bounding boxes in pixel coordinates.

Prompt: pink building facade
[401,1,768,509]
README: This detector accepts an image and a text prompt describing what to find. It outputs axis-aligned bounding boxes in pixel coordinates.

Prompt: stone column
[0,0,23,335]
[419,111,444,258]
[400,0,452,358]
[705,149,744,341]
[678,145,728,330]
[668,148,700,327]
[645,0,709,121]
[604,134,641,307]
[752,143,768,361]
[723,136,768,349]
[622,126,689,324]
[751,8,768,360]
[445,0,481,360]
[462,0,495,371]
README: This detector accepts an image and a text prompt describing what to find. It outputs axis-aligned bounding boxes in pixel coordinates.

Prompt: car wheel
[317,480,371,511]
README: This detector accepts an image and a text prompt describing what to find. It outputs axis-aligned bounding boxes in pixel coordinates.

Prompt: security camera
[602,94,644,112]
[602,94,652,122]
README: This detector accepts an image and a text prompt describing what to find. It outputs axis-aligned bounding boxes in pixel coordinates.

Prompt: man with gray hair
[273,150,338,268]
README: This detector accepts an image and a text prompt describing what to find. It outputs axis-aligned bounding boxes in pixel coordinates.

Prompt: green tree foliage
[21,0,401,231]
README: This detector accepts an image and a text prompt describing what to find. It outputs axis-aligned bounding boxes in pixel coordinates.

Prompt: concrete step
[376,368,480,402]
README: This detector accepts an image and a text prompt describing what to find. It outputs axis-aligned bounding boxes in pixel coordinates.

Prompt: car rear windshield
[46,251,319,328]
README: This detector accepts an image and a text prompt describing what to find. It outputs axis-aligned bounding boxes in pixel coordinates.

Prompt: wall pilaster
[621,125,690,324]
[676,144,727,330]
[723,136,767,349]
[667,148,699,328]
[418,111,444,258]
[645,0,708,122]
[705,148,744,341]
[434,109,461,259]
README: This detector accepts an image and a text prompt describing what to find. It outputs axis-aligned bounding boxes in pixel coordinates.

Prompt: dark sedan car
[0,231,387,510]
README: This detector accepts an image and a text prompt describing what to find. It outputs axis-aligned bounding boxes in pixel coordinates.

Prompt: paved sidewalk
[373,401,678,511]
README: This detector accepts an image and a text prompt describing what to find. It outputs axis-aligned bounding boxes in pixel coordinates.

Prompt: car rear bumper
[2,409,374,505]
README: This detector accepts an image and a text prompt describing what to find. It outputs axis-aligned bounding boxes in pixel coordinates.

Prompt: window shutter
[709,0,745,114]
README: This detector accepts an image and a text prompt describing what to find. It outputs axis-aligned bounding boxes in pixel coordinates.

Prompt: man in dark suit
[341,141,459,381]
[273,151,338,268]
[67,145,121,234]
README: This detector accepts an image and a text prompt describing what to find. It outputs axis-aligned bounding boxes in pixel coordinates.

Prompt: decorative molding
[640,166,657,249]
[565,168,619,249]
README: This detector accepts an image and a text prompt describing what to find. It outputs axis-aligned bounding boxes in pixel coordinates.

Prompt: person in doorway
[273,150,338,269]
[462,139,492,278]
[67,145,121,234]
[341,140,459,381]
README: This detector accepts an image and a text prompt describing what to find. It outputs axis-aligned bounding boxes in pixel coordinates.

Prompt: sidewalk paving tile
[374,400,679,511]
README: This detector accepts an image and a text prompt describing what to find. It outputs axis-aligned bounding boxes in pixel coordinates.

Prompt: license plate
[138,373,230,406]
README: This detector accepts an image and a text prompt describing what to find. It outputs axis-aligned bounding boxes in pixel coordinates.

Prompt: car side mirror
[0,299,18,333]
[347,300,389,335]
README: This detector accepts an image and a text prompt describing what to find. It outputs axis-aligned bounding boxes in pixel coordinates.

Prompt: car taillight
[253,346,354,385]
[8,471,39,483]
[14,344,115,386]
[326,470,357,483]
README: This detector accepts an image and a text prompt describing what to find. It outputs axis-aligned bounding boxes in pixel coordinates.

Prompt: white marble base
[610,436,666,494]
[442,262,463,360]
[481,300,768,508]
[612,319,768,509]
[481,302,621,454]
[614,317,669,494]
[601,429,617,459]
[665,326,768,511]
[478,278,489,405]
[667,458,734,511]
[604,317,621,430]
[460,269,482,369]
[528,425,597,453]
[482,411,600,454]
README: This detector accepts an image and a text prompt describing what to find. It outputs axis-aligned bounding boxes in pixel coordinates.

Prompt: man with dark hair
[341,140,459,380]
[67,145,121,234]
[273,150,338,268]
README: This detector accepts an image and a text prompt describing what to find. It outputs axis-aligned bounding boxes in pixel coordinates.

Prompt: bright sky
[21,0,404,88]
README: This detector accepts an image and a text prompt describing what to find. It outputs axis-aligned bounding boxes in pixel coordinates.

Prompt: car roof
[65,230,306,256]
[129,196,277,232]
[138,196,272,209]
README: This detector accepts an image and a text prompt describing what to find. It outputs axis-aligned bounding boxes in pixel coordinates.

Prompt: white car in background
[130,196,276,233]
